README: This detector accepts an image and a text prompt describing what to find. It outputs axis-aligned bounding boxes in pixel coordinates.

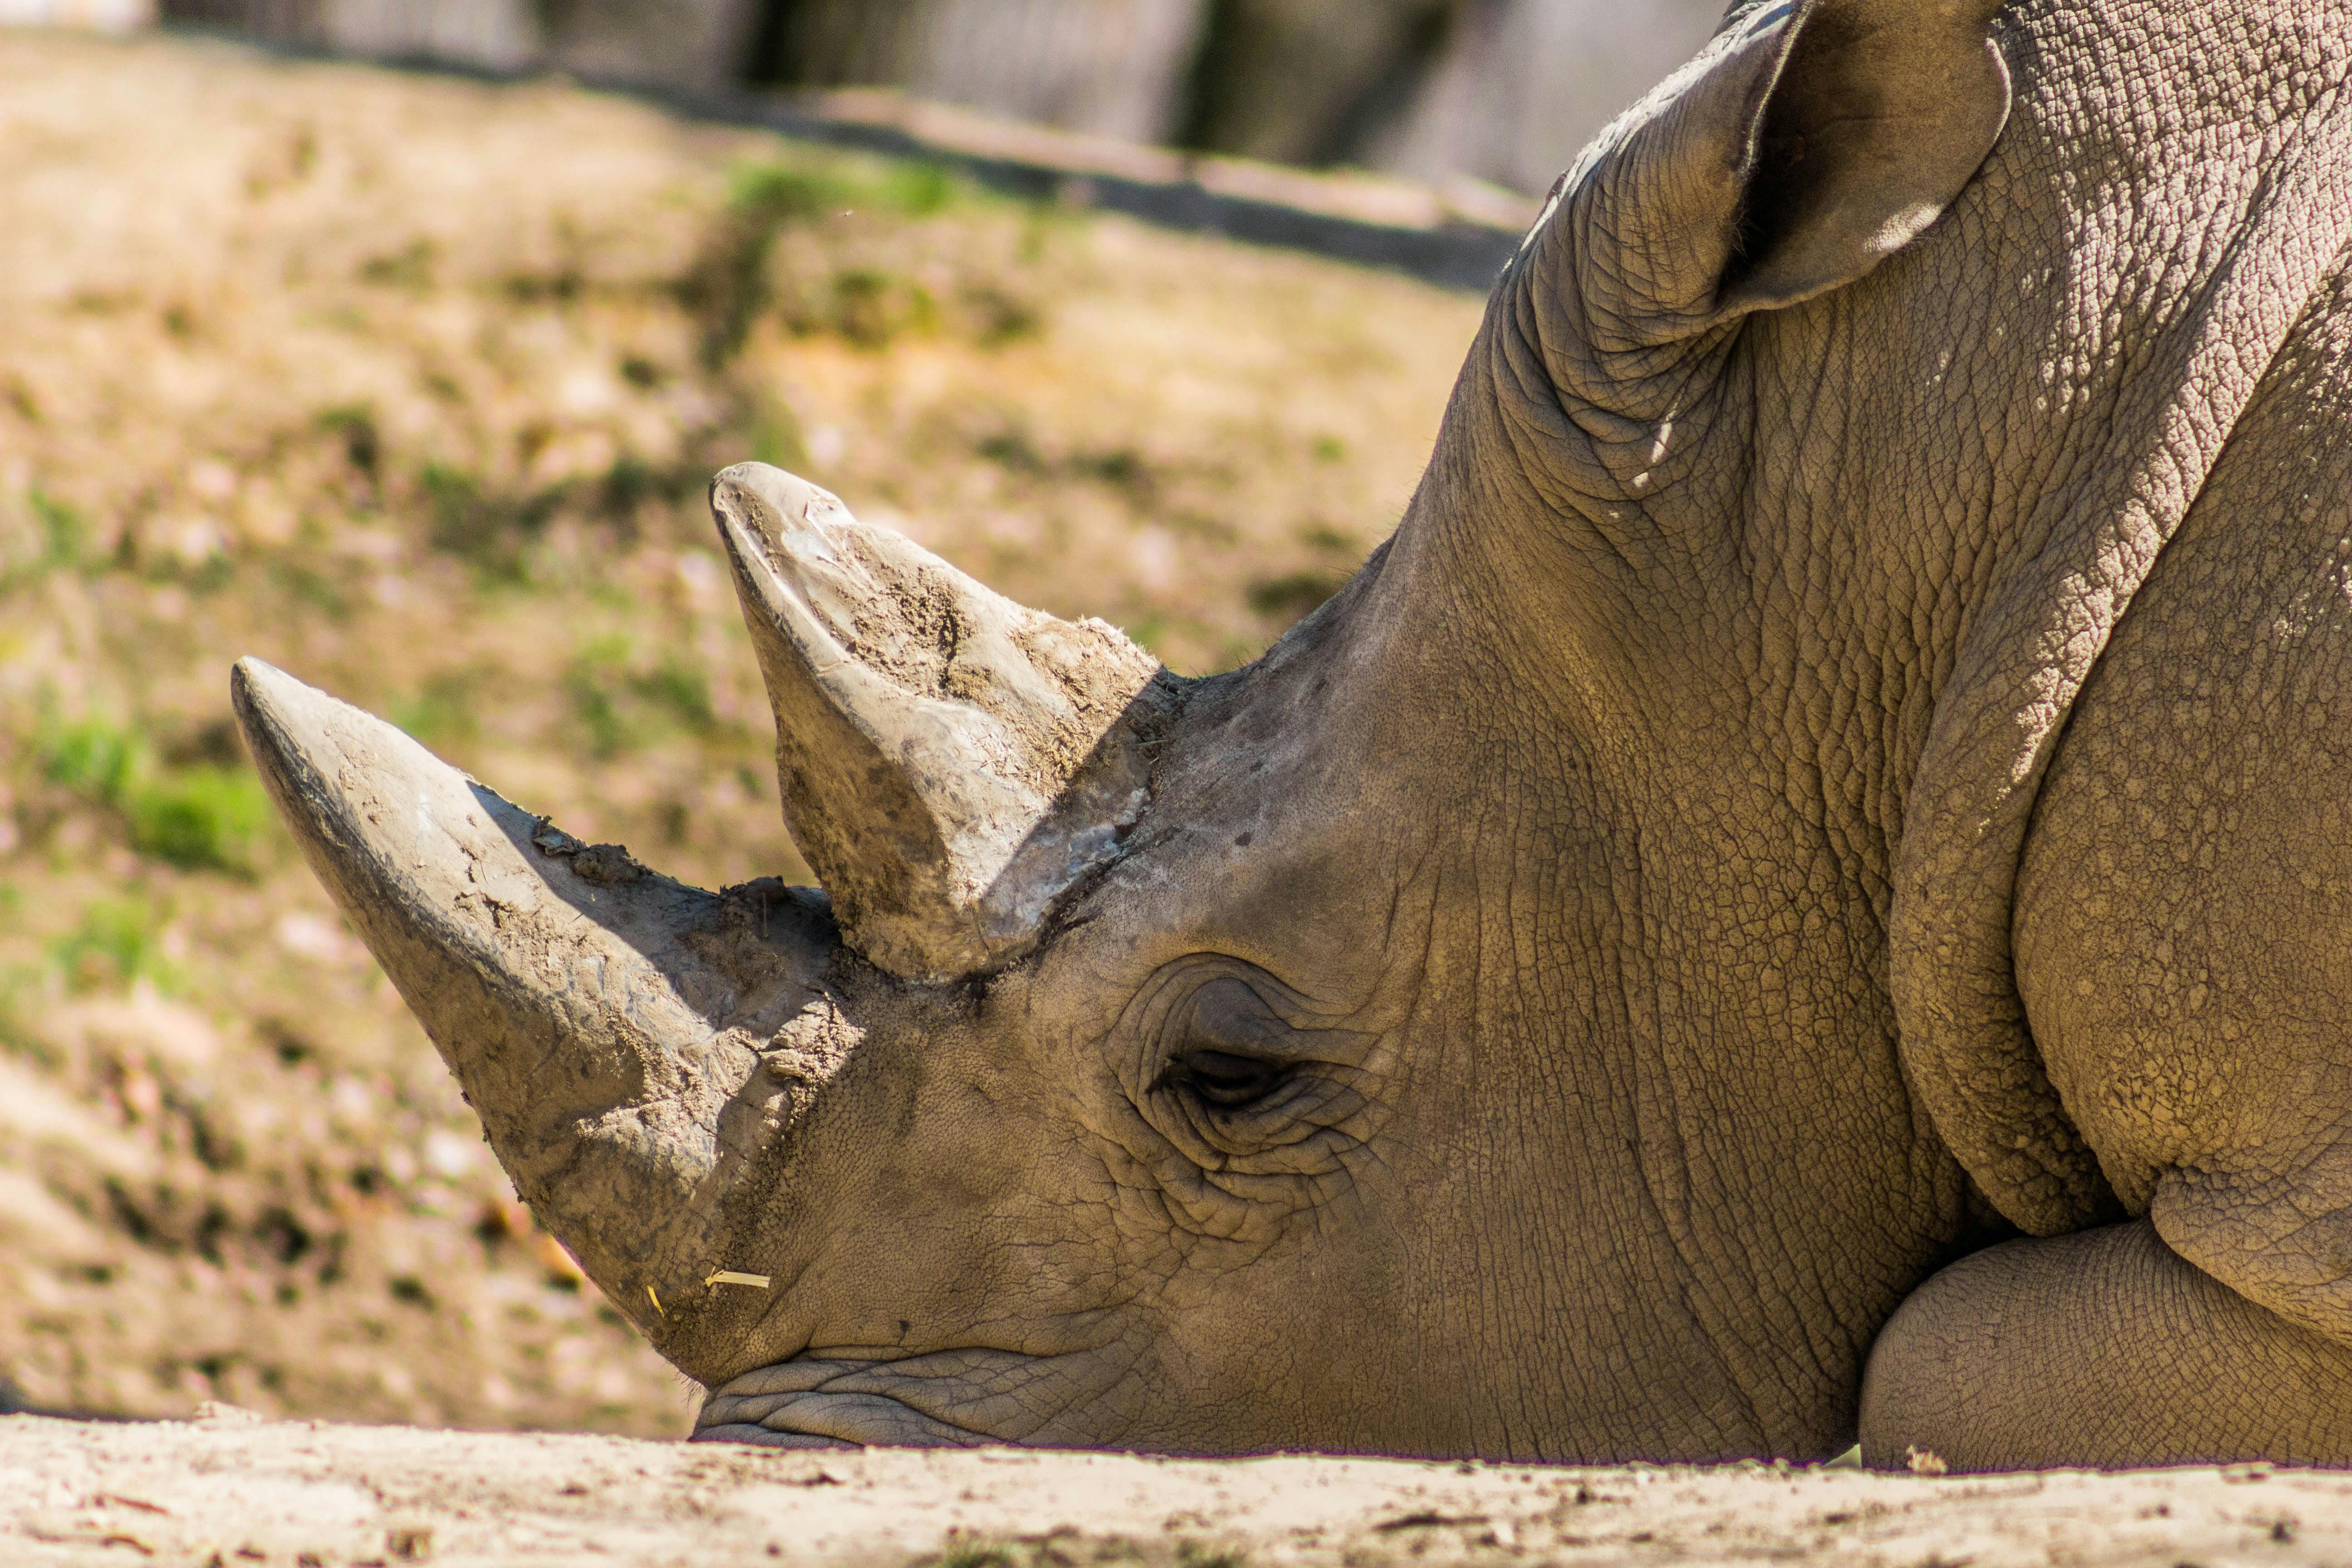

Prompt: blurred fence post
[318,0,540,72]
[159,0,538,67]
[1181,0,1722,192]
[1179,0,1455,167]
[156,0,761,90]
[540,0,763,94]
[758,0,1209,145]
[911,0,1205,144]
[1384,0,1726,193]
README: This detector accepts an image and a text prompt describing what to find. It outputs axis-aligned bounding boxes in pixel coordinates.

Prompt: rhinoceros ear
[1543,0,2009,325]
[1719,0,2012,312]
[709,463,1178,982]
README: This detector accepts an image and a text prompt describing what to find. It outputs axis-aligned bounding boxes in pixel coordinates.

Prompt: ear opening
[1717,0,2012,314]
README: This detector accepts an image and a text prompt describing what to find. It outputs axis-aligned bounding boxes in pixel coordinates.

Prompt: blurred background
[0,0,1715,1437]
[108,0,1725,196]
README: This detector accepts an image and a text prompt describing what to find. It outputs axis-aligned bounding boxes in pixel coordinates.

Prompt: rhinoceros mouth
[693,1348,1089,1448]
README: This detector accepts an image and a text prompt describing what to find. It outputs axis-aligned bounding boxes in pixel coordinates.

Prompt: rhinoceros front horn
[230,656,839,1342]
[708,462,1177,980]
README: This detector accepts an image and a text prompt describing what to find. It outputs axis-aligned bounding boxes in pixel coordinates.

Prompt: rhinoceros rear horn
[1550,0,2011,325]
[709,462,1178,981]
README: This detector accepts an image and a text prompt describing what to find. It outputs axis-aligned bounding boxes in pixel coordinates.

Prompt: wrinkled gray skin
[234,0,2352,1469]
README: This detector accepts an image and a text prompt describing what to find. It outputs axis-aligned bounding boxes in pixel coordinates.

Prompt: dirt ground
[3,1415,2347,1568]
[0,26,1480,1434]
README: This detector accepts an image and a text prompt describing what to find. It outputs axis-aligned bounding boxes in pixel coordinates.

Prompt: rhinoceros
[231,0,2352,1470]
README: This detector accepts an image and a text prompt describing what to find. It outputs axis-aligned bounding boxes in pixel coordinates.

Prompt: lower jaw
[695,1357,997,1447]
[695,1335,1151,1448]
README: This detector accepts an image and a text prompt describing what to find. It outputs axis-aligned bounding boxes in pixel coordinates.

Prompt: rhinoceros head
[231,454,1443,1452]
[237,0,2019,1459]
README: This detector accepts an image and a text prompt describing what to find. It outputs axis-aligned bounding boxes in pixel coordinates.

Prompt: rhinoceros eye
[1165,977,1294,1111]
[1178,1048,1288,1109]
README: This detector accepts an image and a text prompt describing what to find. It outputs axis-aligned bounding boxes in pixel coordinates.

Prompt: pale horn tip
[229,653,376,844]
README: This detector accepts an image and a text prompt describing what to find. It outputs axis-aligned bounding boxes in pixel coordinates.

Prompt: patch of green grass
[634,661,715,733]
[1122,614,1166,654]
[976,428,1046,474]
[937,1534,1015,1568]
[124,765,270,872]
[3,373,41,424]
[43,715,137,802]
[1073,447,1147,493]
[184,552,238,595]
[685,157,971,366]
[596,454,702,523]
[39,714,274,874]
[1175,1544,1246,1568]
[49,895,176,994]
[420,461,558,583]
[682,166,853,368]
[501,265,584,304]
[268,558,349,616]
[358,237,436,290]
[419,461,485,550]
[965,282,1043,346]
[28,486,88,574]
[315,404,382,483]
[563,637,720,758]
[742,392,809,471]
[390,671,483,749]
[726,163,861,222]
[565,635,634,759]
[599,454,657,520]
[0,901,42,1054]
[821,266,939,350]
[1016,201,1070,265]
[730,157,961,223]
[0,967,50,1064]
[881,160,957,218]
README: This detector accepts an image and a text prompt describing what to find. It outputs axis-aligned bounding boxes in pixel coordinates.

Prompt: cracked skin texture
[239,0,2352,1472]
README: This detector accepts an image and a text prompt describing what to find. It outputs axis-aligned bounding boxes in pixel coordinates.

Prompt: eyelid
[1186,976,1329,1062]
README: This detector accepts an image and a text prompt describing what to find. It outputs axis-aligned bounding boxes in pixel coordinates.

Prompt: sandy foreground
[0,1416,2342,1568]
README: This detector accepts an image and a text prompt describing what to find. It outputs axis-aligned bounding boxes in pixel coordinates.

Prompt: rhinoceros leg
[1859,1220,2352,1468]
